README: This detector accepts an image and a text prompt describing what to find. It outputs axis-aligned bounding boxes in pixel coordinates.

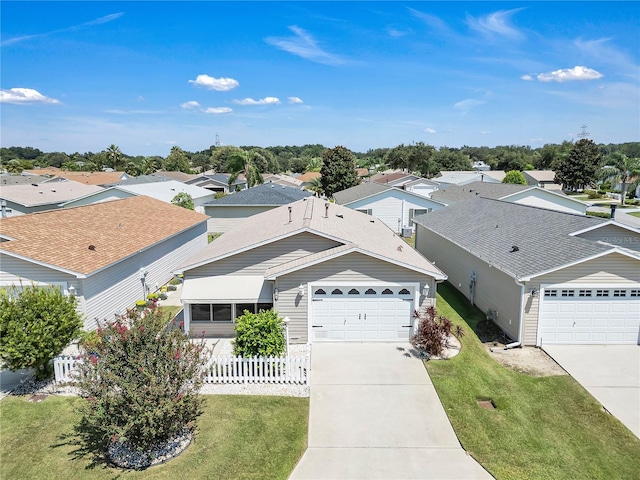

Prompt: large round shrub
[75,304,208,458]
[233,309,286,357]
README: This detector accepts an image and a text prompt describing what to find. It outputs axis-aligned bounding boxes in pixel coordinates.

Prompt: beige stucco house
[176,197,446,343]
[414,197,639,346]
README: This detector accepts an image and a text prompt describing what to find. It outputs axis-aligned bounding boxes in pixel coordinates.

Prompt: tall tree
[320,146,359,197]
[106,144,122,171]
[598,152,640,205]
[226,149,264,188]
[554,139,602,191]
[163,146,192,173]
[502,170,527,185]
[384,142,434,173]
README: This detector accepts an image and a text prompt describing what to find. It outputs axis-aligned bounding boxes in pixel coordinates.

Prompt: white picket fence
[53,353,310,385]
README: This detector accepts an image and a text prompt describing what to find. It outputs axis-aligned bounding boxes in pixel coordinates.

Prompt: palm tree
[305,156,323,172]
[598,153,640,205]
[305,176,324,196]
[227,149,264,188]
[106,144,122,171]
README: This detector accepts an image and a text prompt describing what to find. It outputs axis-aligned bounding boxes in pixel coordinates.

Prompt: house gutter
[507,278,526,349]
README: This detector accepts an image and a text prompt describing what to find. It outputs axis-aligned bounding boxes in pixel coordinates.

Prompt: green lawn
[0,395,308,480]
[628,211,640,218]
[426,282,640,480]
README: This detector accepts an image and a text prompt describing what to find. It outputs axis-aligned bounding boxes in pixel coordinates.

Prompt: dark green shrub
[233,309,286,357]
[0,284,82,380]
[586,211,611,218]
[75,305,207,454]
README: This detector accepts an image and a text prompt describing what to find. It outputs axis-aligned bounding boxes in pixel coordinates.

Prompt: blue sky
[1,1,638,156]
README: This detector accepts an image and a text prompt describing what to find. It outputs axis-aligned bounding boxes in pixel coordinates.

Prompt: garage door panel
[540,288,640,345]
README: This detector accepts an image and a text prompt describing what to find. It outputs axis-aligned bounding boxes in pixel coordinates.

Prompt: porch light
[298,284,305,296]
[68,285,76,297]
[422,284,430,297]
[274,288,279,301]
[530,288,538,297]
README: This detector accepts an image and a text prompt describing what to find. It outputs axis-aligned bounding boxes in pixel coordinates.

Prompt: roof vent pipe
[324,202,329,218]
[288,206,292,223]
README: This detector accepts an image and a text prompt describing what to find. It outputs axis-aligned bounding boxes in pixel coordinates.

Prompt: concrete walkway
[0,368,31,400]
[289,343,492,479]
[544,345,640,439]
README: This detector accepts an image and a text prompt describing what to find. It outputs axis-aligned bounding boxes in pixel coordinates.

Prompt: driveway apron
[544,345,640,439]
[289,343,492,479]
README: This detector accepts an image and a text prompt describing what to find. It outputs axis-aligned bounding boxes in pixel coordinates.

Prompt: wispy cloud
[265,26,347,66]
[203,107,232,114]
[424,128,436,134]
[105,109,165,115]
[454,98,485,111]
[180,101,201,109]
[466,8,525,40]
[233,97,281,106]
[1,12,124,46]
[536,66,603,82]
[0,88,60,104]
[288,96,303,104]
[188,74,239,91]
[387,27,412,38]
[408,8,450,34]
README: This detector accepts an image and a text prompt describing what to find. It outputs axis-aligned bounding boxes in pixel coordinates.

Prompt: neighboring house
[116,180,216,213]
[154,171,199,183]
[400,177,441,198]
[24,169,132,186]
[522,170,563,191]
[176,197,446,342]
[472,161,491,171]
[373,171,421,188]
[332,182,446,234]
[414,198,640,346]
[0,196,209,331]
[204,183,313,233]
[296,172,322,185]
[0,180,104,217]
[0,174,48,186]
[58,187,138,208]
[262,174,305,189]
[430,181,588,215]
[186,173,246,194]
[434,171,505,186]
[103,173,191,187]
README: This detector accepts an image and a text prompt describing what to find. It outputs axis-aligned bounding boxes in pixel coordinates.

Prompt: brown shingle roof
[297,172,322,182]
[0,196,208,276]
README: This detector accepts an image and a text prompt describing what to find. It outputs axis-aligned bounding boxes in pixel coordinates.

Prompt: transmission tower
[577,124,590,139]
[215,133,221,147]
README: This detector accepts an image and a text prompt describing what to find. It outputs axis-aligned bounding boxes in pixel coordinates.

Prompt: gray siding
[82,223,207,330]
[522,252,640,344]
[575,224,640,252]
[186,232,342,277]
[415,224,521,341]
[205,205,274,233]
[274,252,436,343]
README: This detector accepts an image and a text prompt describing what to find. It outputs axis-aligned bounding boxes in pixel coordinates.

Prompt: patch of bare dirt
[476,320,567,377]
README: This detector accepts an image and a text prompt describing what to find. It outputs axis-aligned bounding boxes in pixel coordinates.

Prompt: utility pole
[577,124,590,139]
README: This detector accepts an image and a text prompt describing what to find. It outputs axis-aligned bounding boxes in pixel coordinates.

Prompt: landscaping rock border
[108,430,193,470]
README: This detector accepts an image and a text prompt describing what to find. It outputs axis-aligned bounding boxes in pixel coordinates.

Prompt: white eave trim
[518,248,638,281]
[265,245,447,281]
[342,188,447,208]
[499,187,589,206]
[569,220,640,237]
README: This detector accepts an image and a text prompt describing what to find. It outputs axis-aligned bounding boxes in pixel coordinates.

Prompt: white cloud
[137,96,145,102]
[233,97,281,106]
[203,107,232,114]
[387,27,412,38]
[521,74,534,81]
[537,66,603,82]
[0,88,60,104]
[425,128,436,134]
[466,8,525,39]
[265,26,347,66]
[180,101,201,109]
[454,99,485,110]
[188,74,239,91]
[288,96,303,104]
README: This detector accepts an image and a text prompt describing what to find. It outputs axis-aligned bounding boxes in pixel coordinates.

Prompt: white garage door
[311,286,414,342]
[540,287,640,345]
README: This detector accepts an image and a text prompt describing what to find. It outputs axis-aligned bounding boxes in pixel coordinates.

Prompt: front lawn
[628,211,640,218]
[427,282,640,480]
[0,395,308,479]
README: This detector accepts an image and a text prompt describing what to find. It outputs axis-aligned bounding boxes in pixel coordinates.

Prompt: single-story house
[204,183,313,233]
[176,197,446,343]
[430,181,588,215]
[1,173,48,186]
[0,180,104,217]
[522,170,563,191]
[24,169,132,186]
[262,174,305,189]
[185,173,246,194]
[332,182,446,234]
[400,177,441,198]
[58,187,138,208]
[414,197,640,346]
[115,180,216,213]
[0,196,209,331]
[373,172,422,188]
[434,171,505,186]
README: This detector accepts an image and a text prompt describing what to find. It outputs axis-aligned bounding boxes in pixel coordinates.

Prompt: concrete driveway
[289,343,492,479]
[543,345,640,439]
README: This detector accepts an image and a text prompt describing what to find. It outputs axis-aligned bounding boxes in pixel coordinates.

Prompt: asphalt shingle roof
[205,183,313,206]
[430,182,530,204]
[332,182,390,204]
[413,197,614,279]
[0,196,208,276]
[0,180,104,207]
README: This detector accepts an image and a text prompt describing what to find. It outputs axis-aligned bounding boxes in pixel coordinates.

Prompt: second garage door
[311,286,414,342]
[539,286,640,345]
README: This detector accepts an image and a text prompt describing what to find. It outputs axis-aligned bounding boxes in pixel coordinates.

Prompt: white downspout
[507,278,525,349]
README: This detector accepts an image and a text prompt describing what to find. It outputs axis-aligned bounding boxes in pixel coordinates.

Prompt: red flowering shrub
[75,306,208,454]
[410,306,461,358]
